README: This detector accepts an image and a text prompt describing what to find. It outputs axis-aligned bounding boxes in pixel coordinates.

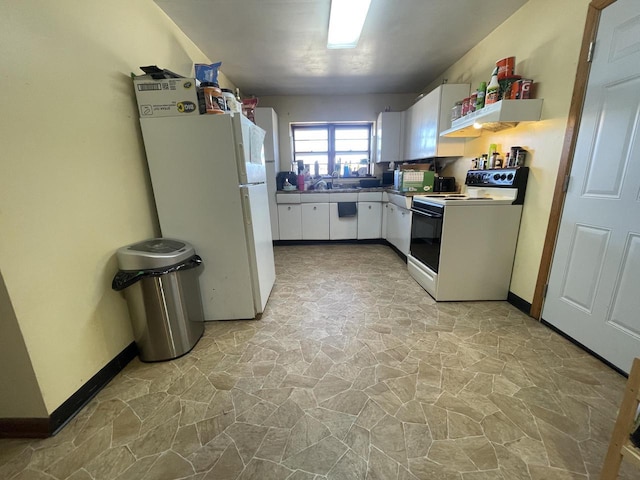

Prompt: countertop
[277,187,424,196]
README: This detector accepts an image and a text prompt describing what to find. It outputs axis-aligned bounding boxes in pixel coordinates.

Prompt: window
[292,123,372,176]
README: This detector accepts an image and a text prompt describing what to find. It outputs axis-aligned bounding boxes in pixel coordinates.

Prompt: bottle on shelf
[480,154,488,170]
[476,81,486,110]
[485,68,500,105]
[490,152,501,169]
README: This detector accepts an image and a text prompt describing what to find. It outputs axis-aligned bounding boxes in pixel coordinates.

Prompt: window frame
[291,122,373,176]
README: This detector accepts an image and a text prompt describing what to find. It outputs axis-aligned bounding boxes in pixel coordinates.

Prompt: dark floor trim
[385,242,407,263]
[0,342,138,439]
[507,291,532,316]
[273,239,386,246]
[540,318,628,378]
[49,342,138,435]
[0,417,50,439]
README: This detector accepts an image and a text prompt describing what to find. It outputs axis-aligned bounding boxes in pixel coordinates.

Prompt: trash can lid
[116,238,196,271]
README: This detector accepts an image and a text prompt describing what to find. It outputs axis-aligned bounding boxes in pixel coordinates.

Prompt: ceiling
[154,0,528,96]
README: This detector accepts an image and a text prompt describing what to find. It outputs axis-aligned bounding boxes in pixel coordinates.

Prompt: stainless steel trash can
[112,238,204,362]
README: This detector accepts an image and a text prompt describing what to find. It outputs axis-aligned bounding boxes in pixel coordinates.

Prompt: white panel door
[542,0,640,373]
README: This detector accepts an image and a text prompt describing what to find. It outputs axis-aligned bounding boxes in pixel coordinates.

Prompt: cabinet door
[396,206,412,255]
[302,203,330,240]
[329,203,358,240]
[403,84,469,160]
[277,204,302,240]
[376,112,404,163]
[381,202,388,240]
[357,202,382,239]
[404,103,423,161]
[386,204,398,247]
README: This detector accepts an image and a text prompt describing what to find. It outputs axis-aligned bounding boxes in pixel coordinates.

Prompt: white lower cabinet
[329,203,358,240]
[381,202,388,240]
[302,203,330,239]
[276,192,406,245]
[386,204,411,255]
[357,202,382,239]
[277,204,302,240]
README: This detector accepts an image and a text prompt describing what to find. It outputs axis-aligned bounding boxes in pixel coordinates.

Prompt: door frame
[531,0,617,319]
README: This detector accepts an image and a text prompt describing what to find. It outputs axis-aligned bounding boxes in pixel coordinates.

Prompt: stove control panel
[465,167,529,188]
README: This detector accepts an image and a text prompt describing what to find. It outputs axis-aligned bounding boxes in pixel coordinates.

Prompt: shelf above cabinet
[440,99,544,138]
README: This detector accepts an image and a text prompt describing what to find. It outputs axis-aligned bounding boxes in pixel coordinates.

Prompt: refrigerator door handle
[242,189,252,226]
[238,143,247,179]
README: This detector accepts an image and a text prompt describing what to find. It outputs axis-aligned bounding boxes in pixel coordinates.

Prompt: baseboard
[384,241,407,262]
[507,291,532,316]
[0,342,137,438]
[273,239,386,246]
[0,417,50,439]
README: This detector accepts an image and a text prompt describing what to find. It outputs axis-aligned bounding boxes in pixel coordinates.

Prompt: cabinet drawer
[300,193,329,203]
[276,193,300,204]
[358,191,382,201]
[329,192,358,202]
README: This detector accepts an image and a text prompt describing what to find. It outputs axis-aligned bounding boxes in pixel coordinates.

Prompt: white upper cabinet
[254,107,279,162]
[375,111,404,163]
[403,84,469,160]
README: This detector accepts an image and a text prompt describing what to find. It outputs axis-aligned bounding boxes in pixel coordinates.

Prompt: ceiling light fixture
[327,0,371,49]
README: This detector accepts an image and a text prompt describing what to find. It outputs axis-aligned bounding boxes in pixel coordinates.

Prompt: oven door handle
[411,208,443,219]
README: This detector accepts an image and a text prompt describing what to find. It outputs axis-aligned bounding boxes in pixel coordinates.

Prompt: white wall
[0,0,233,416]
[258,94,418,171]
[425,0,591,303]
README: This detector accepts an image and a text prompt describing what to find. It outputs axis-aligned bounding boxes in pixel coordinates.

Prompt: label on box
[400,171,435,192]
[133,77,200,118]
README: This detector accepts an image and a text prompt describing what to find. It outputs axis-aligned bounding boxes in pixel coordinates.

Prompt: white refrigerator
[254,107,280,240]
[140,113,276,321]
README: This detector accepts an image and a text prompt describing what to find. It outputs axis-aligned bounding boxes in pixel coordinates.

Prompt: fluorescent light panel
[327,0,371,49]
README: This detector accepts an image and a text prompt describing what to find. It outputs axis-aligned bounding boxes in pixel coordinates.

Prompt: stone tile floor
[0,244,636,480]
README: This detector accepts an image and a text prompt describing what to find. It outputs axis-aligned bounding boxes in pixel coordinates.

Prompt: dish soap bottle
[485,67,500,105]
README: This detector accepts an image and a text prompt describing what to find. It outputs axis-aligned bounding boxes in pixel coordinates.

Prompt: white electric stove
[407,167,529,301]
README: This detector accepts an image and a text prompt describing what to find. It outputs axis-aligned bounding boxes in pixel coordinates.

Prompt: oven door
[410,201,444,273]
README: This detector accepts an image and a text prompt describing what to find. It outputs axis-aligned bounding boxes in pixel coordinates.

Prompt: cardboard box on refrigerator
[133,76,200,118]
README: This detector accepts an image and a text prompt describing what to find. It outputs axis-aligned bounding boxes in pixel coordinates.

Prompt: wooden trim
[591,0,616,9]
[530,0,616,318]
[0,418,50,439]
[0,342,137,438]
[600,357,640,479]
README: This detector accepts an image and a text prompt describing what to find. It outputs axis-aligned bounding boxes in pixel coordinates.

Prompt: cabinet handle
[313,206,317,210]
[288,206,291,210]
